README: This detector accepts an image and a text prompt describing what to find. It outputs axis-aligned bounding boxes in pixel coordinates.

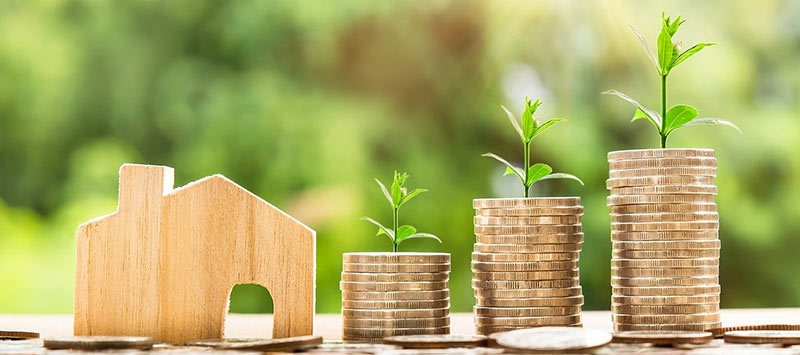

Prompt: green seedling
[483,97,583,197]
[361,171,442,252]
[604,13,741,148]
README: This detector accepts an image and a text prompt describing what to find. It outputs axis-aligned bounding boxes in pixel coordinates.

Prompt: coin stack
[607,148,721,332]
[340,252,451,342]
[472,198,584,335]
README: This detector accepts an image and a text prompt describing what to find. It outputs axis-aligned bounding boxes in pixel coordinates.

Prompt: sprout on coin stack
[474,97,584,335]
[340,172,450,343]
[602,13,741,332]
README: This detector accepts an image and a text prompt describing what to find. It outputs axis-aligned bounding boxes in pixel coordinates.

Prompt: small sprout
[361,171,441,252]
[484,97,583,197]
[604,13,741,148]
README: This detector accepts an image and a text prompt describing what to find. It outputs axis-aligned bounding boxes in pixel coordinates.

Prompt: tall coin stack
[340,252,451,342]
[471,198,584,335]
[607,149,721,332]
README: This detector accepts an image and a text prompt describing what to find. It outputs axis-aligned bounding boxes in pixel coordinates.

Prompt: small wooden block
[74,164,316,344]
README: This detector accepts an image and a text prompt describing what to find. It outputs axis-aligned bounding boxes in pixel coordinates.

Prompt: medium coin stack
[340,252,451,342]
[607,148,721,332]
[472,197,584,335]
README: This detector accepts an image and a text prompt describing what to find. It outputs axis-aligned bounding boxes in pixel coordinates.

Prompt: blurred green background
[1,0,799,315]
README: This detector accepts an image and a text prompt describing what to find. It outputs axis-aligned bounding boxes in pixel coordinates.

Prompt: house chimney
[118,164,175,215]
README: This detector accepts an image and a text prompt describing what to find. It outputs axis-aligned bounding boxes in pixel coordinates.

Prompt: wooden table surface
[3,309,800,340]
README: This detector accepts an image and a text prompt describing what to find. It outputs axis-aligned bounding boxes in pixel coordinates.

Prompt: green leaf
[679,118,742,134]
[666,15,684,36]
[521,97,539,141]
[602,90,662,129]
[670,43,715,69]
[657,25,673,74]
[664,105,699,134]
[396,225,416,241]
[374,178,394,208]
[536,173,585,186]
[632,108,661,132]
[482,153,524,184]
[396,232,442,246]
[361,216,394,243]
[532,118,565,139]
[630,25,661,75]
[390,171,407,207]
[399,188,427,206]
[500,105,524,141]
[525,163,553,186]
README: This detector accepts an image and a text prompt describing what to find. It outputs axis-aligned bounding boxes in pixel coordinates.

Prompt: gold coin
[611,276,719,287]
[611,221,719,232]
[184,336,323,352]
[613,249,720,259]
[473,243,582,253]
[341,299,450,309]
[609,157,717,170]
[611,212,719,223]
[606,175,716,188]
[608,149,715,161]
[611,230,719,241]
[611,258,719,269]
[343,263,450,273]
[340,281,448,292]
[611,185,718,196]
[609,167,717,179]
[342,290,449,301]
[612,303,719,315]
[382,334,489,349]
[472,278,580,290]
[474,215,581,225]
[473,197,581,209]
[611,267,717,278]
[474,306,581,317]
[611,330,714,345]
[475,296,584,307]
[612,287,721,297]
[0,330,39,340]
[475,315,582,327]
[341,308,449,319]
[612,240,721,250]
[342,317,450,328]
[608,194,715,205]
[475,234,584,245]
[612,313,720,324]
[341,272,449,282]
[343,252,450,264]
[474,286,583,299]
[343,326,449,338]
[472,260,579,272]
[475,207,584,216]
[609,203,717,214]
[612,295,720,306]
[43,337,155,351]
[614,323,720,332]
[473,269,579,281]
[723,330,800,345]
[709,325,800,338]
[475,225,582,235]
[477,324,584,336]
[472,252,579,262]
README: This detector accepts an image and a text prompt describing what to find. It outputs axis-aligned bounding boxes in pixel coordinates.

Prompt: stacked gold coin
[607,149,721,332]
[471,197,584,335]
[340,252,451,342]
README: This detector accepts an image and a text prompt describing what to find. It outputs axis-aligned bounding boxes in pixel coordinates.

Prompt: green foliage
[362,172,441,252]
[605,13,740,148]
[484,97,583,197]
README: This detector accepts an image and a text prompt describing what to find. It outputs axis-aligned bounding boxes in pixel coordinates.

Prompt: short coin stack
[340,252,451,342]
[607,148,721,332]
[472,198,584,335]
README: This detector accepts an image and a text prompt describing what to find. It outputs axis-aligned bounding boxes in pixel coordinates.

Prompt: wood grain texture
[74,164,316,344]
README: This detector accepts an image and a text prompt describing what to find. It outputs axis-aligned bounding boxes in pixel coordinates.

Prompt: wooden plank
[74,164,316,344]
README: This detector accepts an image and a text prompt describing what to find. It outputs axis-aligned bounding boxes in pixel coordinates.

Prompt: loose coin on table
[300,342,400,353]
[383,334,488,349]
[0,331,39,340]
[44,336,155,350]
[494,327,612,352]
[612,331,714,345]
[186,336,323,352]
[723,330,800,345]
[707,324,800,338]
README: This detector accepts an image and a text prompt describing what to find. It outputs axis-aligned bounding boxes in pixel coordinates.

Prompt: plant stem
[523,140,531,198]
[392,207,399,252]
[660,74,668,149]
